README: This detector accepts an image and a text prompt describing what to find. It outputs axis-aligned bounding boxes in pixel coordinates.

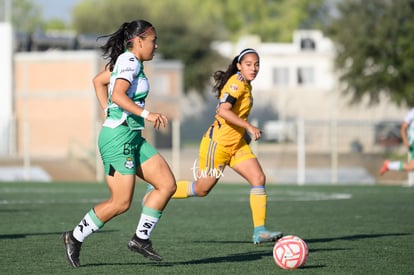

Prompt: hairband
[237,49,258,63]
[127,26,154,43]
[138,26,153,37]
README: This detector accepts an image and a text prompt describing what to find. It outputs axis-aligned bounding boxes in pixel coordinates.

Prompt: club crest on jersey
[124,157,134,169]
[229,84,239,92]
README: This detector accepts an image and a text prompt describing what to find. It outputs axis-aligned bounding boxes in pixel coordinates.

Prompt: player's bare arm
[217,102,262,140]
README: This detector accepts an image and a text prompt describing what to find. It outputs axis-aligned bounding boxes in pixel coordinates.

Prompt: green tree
[72,0,225,94]
[1,0,68,32]
[326,0,414,106]
[72,0,150,34]
[71,0,327,94]
[151,0,226,94]
[214,0,325,42]
[43,19,67,31]
[2,0,42,32]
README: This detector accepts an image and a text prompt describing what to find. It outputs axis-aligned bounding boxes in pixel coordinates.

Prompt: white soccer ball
[273,235,308,270]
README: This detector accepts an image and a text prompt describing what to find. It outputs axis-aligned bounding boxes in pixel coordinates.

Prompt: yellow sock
[172,180,194,199]
[250,187,266,228]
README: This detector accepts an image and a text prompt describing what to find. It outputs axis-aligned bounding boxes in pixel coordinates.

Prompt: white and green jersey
[404,108,414,145]
[103,51,148,130]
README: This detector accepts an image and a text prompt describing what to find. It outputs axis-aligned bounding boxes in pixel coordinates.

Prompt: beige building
[2,27,408,184]
[12,50,183,169]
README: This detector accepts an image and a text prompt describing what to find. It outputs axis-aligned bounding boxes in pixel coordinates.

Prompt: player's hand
[146,112,168,129]
[247,125,262,141]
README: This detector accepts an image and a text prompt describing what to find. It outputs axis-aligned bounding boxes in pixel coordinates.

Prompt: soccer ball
[273,235,308,270]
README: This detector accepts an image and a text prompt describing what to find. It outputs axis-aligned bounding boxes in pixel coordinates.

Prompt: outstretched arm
[92,69,111,111]
[401,122,410,150]
[111,79,168,129]
[217,102,261,141]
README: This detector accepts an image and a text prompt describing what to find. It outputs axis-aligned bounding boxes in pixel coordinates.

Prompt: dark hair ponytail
[212,56,238,99]
[98,20,154,71]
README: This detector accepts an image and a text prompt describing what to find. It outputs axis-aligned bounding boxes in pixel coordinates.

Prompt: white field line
[0,198,103,205]
[0,187,352,204]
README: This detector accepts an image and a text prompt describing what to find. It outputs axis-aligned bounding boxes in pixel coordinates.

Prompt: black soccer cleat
[128,234,163,261]
[62,231,82,267]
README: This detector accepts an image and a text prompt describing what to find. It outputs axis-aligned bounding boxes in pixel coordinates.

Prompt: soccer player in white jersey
[62,19,176,268]
[380,108,414,175]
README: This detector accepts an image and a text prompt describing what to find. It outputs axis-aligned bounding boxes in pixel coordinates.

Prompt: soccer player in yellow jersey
[171,48,283,244]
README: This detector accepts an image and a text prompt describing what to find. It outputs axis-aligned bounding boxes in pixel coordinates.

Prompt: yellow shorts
[197,136,256,174]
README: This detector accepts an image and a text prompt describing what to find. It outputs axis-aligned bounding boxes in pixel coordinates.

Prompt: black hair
[212,48,259,98]
[97,19,154,71]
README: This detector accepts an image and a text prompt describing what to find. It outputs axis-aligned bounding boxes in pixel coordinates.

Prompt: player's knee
[115,200,132,215]
[167,181,177,196]
[253,173,266,186]
[195,189,210,197]
[159,180,177,197]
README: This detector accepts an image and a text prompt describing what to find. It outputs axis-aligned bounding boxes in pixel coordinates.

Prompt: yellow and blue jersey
[205,72,253,145]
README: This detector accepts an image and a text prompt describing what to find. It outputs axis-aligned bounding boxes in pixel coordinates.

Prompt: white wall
[212,30,409,123]
[0,22,13,155]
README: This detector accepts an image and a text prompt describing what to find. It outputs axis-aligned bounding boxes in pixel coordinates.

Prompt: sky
[32,0,80,23]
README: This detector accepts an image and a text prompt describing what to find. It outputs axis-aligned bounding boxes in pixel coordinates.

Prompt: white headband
[237,49,258,63]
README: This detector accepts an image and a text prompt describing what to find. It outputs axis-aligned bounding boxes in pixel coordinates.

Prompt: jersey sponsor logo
[229,84,239,92]
[124,157,134,169]
[129,57,135,62]
[120,67,134,74]
[234,148,250,159]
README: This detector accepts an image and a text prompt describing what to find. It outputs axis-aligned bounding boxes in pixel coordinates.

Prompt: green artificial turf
[0,182,413,274]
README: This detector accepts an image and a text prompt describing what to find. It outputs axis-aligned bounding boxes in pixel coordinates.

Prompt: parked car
[262,120,296,142]
[374,121,402,146]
